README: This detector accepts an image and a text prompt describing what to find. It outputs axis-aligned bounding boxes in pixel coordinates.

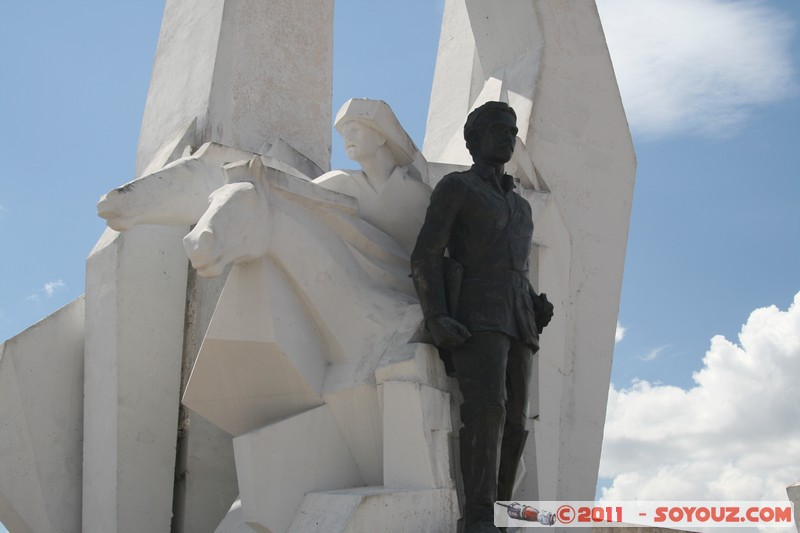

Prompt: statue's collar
[471,163,515,192]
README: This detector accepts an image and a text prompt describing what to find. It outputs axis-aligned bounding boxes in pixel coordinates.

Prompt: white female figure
[314,98,431,255]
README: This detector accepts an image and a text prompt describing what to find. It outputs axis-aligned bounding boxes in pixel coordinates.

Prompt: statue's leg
[497,339,533,503]
[452,332,510,533]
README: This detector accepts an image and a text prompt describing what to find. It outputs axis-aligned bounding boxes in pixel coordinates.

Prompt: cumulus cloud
[27,279,67,301]
[597,0,796,138]
[615,322,626,343]
[599,292,800,508]
[638,344,669,362]
[43,280,66,297]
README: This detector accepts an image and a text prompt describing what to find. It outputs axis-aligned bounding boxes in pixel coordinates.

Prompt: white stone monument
[0,1,635,532]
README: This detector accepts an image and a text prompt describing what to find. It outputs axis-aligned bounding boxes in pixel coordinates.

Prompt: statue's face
[475,111,518,164]
[340,120,384,162]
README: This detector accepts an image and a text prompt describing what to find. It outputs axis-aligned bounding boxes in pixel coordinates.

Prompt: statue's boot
[496,428,529,533]
[461,405,504,533]
[497,428,529,502]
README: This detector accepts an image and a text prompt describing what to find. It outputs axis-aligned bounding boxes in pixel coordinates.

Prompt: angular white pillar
[526,0,636,500]
[137,0,333,176]
[0,298,85,533]
[424,0,543,165]
[83,0,334,531]
[423,0,636,502]
[83,226,189,533]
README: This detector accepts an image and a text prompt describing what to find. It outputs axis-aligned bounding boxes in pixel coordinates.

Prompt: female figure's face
[340,121,385,162]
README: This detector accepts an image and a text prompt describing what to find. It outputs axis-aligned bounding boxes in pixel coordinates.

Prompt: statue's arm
[410,175,470,347]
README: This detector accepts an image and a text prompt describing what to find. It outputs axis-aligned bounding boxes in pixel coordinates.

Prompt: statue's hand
[532,292,554,333]
[427,315,471,348]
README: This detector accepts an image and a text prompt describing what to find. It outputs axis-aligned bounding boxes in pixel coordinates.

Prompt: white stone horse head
[184,157,271,278]
[97,142,273,277]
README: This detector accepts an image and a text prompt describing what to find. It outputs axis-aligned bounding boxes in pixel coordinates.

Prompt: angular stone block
[424,0,543,165]
[83,225,189,533]
[233,405,364,533]
[0,298,84,533]
[527,0,636,501]
[322,382,383,486]
[381,381,453,489]
[137,0,334,175]
[183,257,327,436]
[214,498,256,533]
[425,0,636,503]
[288,487,458,533]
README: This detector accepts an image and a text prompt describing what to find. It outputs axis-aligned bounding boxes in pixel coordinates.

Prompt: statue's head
[339,120,387,162]
[464,101,518,164]
[335,99,419,167]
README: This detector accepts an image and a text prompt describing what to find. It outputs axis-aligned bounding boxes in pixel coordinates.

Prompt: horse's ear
[247,156,269,184]
[222,157,259,184]
[248,155,265,172]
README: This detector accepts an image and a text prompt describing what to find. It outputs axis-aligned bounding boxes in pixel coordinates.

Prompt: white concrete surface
[233,405,364,533]
[525,0,636,500]
[521,192,571,501]
[137,0,333,175]
[176,272,239,533]
[288,487,458,533]
[183,256,326,436]
[83,225,189,533]
[214,499,256,533]
[178,409,239,533]
[381,380,453,489]
[0,298,85,533]
[423,0,543,165]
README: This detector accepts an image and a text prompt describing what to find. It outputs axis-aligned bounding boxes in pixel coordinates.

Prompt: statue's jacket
[411,163,539,352]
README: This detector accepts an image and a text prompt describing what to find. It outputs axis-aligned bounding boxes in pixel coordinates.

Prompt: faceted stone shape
[0,298,84,533]
[382,381,454,489]
[288,487,458,533]
[233,405,363,533]
[183,257,327,436]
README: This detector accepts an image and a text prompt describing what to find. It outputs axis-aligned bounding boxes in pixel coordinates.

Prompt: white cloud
[599,292,800,507]
[27,279,67,302]
[43,279,66,297]
[638,344,668,362]
[615,322,626,343]
[597,0,796,139]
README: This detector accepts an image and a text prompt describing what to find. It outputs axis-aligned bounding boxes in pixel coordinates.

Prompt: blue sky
[1,1,799,530]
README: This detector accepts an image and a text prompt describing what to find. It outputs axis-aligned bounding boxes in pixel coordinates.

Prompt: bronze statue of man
[411,101,553,533]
